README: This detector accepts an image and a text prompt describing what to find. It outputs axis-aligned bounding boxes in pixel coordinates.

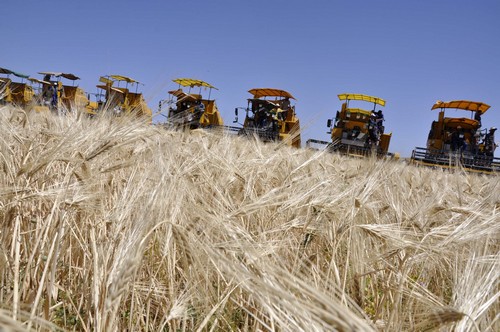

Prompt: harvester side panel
[200,101,223,127]
[10,82,34,105]
[379,133,392,154]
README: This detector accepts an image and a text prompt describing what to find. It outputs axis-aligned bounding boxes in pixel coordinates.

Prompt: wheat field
[0,105,498,331]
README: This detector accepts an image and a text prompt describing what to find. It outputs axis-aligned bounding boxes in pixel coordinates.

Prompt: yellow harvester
[0,67,34,108]
[307,93,393,156]
[411,100,499,172]
[96,75,152,120]
[30,72,97,114]
[235,88,301,148]
[159,78,223,129]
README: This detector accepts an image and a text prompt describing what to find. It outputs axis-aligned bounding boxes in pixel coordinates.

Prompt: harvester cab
[307,93,392,156]
[411,100,500,172]
[235,88,301,148]
[159,78,223,129]
[96,75,152,120]
[29,72,96,114]
[0,67,34,108]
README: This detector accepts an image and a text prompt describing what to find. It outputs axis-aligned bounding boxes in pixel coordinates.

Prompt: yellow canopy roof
[248,88,296,100]
[444,118,478,127]
[99,76,113,85]
[173,78,217,89]
[168,88,201,101]
[431,100,490,114]
[110,75,139,84]
[338,93,386,107]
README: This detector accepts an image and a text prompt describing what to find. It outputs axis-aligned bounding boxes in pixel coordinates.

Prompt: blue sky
[2,0,499,157]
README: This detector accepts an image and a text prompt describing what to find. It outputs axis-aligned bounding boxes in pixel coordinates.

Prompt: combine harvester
[307,93,395,157]
[96,75,152,120]
[29,72,97,114]
[410,100,500,173]
[234,88,301,148]
[0,67,34,108]
[159,78,223,129]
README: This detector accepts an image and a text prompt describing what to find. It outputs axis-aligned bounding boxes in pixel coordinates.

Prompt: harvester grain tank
[234,88,301,148]
[411,100,500,172]
[30,72,97,114]
[159,78,223,129]
[96,75,152,120]
[0,67,34,108]
[306,93,393,157]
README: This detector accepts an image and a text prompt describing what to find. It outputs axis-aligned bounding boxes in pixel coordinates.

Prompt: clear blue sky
[2,0,499,157]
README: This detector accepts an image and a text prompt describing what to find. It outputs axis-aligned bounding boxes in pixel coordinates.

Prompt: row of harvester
[4,67,499,172]
[160,79,301,148]
[0,66,152,120]
[411,100,500,172]
[307,93,394,157]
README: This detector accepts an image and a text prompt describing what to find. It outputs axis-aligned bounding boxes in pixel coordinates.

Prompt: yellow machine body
[164,78,223,129]
[329,93,391,155]
[241,88,301,148]
[426,100,487,151]
[411,100,500,173]
[0,67,34,108]
[97,75,152,120]
[30,72,96,114]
